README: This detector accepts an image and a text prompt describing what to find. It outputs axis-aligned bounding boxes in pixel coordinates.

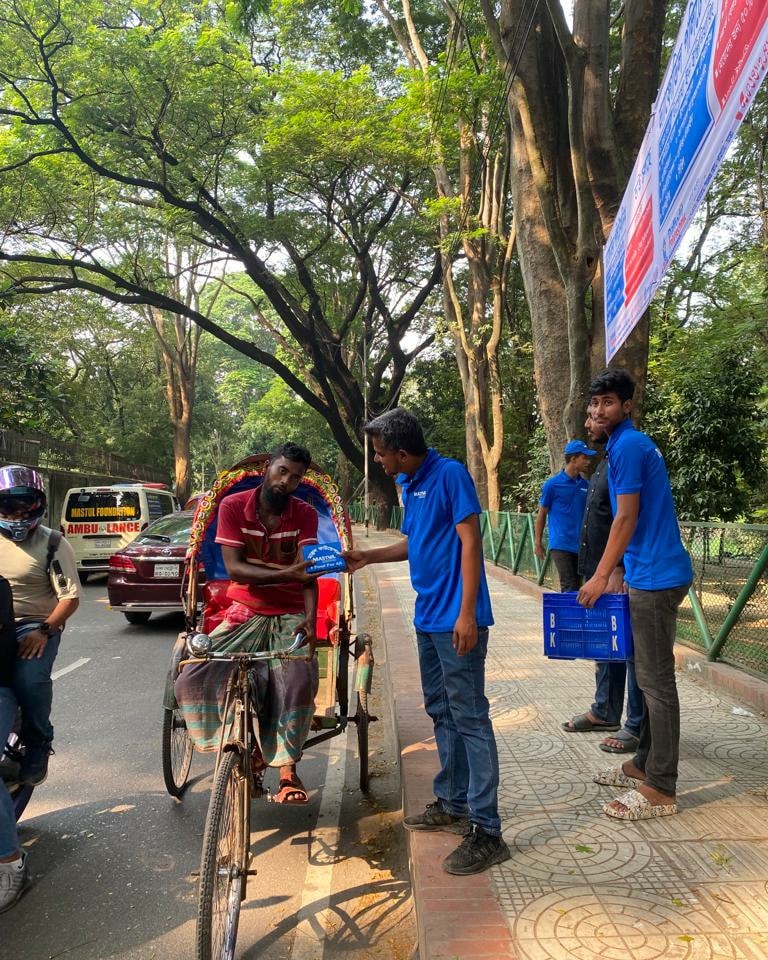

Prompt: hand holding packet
[301,543,347,575]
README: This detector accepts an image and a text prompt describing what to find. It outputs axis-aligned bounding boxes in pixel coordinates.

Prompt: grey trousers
[629,583,690,796]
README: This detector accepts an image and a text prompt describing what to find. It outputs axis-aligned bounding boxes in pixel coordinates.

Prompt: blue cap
[564,440,597,456]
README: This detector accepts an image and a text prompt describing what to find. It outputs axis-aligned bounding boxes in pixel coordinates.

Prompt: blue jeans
[591,660,643,735]
[13,622,61,755]
[415,628,501,836]
[0,687,20,859]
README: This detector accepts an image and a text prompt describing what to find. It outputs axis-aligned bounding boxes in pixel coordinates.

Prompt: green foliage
[2,293,173,467]
[399,349,469,461]
[242,377,340,471]
[645,336,765,521]
[505,424,551,513]
[0,319,63,433]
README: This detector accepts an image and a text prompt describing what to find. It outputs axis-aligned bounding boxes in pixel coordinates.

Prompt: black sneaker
[403,800,470,835]
[19,746,53,787]
[442,823,510,875]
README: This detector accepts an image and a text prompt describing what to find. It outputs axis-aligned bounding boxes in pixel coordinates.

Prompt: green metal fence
[347,503,768,680]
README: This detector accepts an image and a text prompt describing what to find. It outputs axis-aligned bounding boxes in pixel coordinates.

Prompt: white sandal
[603,787,678,821]
[592,765,641,789]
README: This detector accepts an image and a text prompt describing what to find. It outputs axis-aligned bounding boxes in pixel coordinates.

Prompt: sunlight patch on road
[289,744,348,960]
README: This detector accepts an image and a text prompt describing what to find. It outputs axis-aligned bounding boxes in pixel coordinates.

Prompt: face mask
[0,516,41,541]
[0,493,44,541]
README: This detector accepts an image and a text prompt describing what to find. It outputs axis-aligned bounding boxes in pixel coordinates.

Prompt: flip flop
[562,713,621,733]
[599,729,640,754]
[273,776,309,805]
[593,765,642,789]
[603,788,677,821]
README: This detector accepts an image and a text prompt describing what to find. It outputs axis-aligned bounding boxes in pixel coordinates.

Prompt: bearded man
[175,443,320,804]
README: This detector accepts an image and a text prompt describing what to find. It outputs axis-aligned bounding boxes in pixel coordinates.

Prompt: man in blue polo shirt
[344,408,509,875]
[534,440,595,591]
[578,369,693,822]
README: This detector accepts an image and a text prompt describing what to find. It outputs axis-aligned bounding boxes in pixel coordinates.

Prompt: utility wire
[424,0,467,167]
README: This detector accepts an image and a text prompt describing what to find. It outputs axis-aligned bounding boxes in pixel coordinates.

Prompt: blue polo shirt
[539,471,588,553]
[399,449,494,632]
[606,419,693,590]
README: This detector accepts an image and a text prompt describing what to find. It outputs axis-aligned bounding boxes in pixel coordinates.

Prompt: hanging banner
[604,0,768,361]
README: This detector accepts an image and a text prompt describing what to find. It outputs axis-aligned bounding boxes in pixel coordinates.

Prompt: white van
[61,483,179,579]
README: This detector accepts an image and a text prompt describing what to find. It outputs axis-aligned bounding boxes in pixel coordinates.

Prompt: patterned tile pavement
[356,527,768,960]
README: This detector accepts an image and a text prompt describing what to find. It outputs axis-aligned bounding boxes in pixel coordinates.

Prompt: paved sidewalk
[356,527,768,960]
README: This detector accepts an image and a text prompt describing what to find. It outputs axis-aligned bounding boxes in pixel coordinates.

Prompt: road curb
[370,569,517,960]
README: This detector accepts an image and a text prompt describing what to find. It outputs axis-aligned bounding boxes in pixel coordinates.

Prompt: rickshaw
[160,455,374,959]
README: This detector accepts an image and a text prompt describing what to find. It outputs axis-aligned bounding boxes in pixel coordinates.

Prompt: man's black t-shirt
[577,455,614,580]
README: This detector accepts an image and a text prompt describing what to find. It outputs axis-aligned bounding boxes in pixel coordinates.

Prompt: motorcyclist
[0,574,27,912]
[0,465,81,786]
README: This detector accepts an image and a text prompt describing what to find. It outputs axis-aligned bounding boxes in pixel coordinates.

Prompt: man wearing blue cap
[534,440,596,591]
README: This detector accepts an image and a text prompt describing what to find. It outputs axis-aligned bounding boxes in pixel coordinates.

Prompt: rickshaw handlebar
[178,631,308,670]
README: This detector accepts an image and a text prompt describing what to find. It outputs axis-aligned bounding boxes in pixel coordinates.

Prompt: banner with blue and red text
[604,0,768,361]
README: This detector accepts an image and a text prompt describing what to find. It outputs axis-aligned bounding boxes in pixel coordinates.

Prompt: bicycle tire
[355,692,370,793]
[162,707,193,798]
[196,751,246,960]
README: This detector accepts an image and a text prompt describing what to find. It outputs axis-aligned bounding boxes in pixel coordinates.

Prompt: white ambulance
[61,483,179,580]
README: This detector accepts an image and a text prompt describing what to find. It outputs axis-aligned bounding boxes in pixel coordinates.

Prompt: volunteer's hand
[342,549,368,573]
[18,629,49,660]
[606,568,627,594]
[452,612,478,656]
[578,573,609,608]
[534,542,545,560]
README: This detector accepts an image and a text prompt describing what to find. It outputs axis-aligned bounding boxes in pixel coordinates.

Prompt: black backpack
[45,530,68,591]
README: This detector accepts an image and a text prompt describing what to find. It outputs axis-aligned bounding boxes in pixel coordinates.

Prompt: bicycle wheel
[196,751,247,960]
[162,707,193,798]
[355,692,370,793]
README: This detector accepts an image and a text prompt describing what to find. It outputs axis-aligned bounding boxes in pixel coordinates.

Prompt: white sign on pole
[604,0,768,362]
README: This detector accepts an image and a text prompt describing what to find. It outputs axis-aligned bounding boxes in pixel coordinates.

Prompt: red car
[107,510,201,624]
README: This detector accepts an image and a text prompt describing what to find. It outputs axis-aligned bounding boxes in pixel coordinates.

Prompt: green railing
[347,503,768,680]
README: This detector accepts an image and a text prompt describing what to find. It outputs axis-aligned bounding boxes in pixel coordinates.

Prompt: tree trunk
[477,0,667,461]
[507,107,571,470]
[368,461,399,531]
[172,412,192,506]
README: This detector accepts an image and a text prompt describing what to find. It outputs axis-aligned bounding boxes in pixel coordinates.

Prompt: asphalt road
[0,577,415,960]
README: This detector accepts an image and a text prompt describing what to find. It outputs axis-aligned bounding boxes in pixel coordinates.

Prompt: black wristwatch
[39,621,52,635]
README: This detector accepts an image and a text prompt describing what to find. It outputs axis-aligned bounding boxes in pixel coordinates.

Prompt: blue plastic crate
[543,592,633,660]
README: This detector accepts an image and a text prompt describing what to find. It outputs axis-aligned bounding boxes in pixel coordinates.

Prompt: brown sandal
[273,776,309,805]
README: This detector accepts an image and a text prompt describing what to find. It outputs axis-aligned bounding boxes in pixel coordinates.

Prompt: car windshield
[133,512,193,546]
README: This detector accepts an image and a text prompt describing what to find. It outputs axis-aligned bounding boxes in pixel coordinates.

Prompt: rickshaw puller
[175,444,320,804]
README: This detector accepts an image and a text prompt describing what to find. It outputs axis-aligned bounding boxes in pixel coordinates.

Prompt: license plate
[154,563,180,579]
[94,539,113,549]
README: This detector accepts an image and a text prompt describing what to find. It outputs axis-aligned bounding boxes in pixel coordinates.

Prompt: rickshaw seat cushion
[316,577,341,642]
[202,579,230,611]
[199,576,341,640]
[201,579,230,634]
